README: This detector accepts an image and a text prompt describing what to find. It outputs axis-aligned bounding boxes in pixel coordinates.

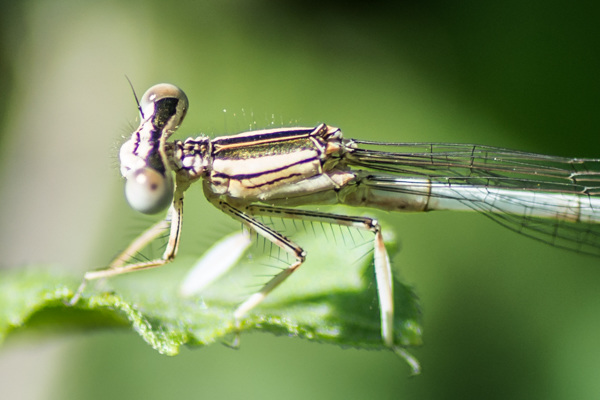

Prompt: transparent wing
[346,140,600,256]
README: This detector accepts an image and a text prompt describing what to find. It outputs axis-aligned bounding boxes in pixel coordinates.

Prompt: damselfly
[71,83,600,372]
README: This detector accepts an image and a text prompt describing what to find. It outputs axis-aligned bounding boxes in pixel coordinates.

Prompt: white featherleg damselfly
[70,83,600,373]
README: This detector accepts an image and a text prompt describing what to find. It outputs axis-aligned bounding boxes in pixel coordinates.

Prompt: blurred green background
[1,0,600,399]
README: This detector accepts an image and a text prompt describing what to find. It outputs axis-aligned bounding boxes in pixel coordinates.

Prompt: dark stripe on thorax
[243,172,304,189]
[212,127,316,149]
[213,155,320,180]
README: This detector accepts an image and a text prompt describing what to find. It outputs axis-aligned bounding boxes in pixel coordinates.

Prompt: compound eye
[124,167,174,214]
[139,83,189,133]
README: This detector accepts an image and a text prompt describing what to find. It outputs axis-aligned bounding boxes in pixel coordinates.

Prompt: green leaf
[0,224,422,372]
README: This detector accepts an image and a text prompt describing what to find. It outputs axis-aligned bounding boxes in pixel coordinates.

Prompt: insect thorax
[168,136,212,181]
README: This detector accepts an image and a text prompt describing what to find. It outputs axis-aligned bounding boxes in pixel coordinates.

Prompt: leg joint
[367,218,381,233]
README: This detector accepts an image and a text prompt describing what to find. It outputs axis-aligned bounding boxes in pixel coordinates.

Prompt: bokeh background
[1,1,600,399]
